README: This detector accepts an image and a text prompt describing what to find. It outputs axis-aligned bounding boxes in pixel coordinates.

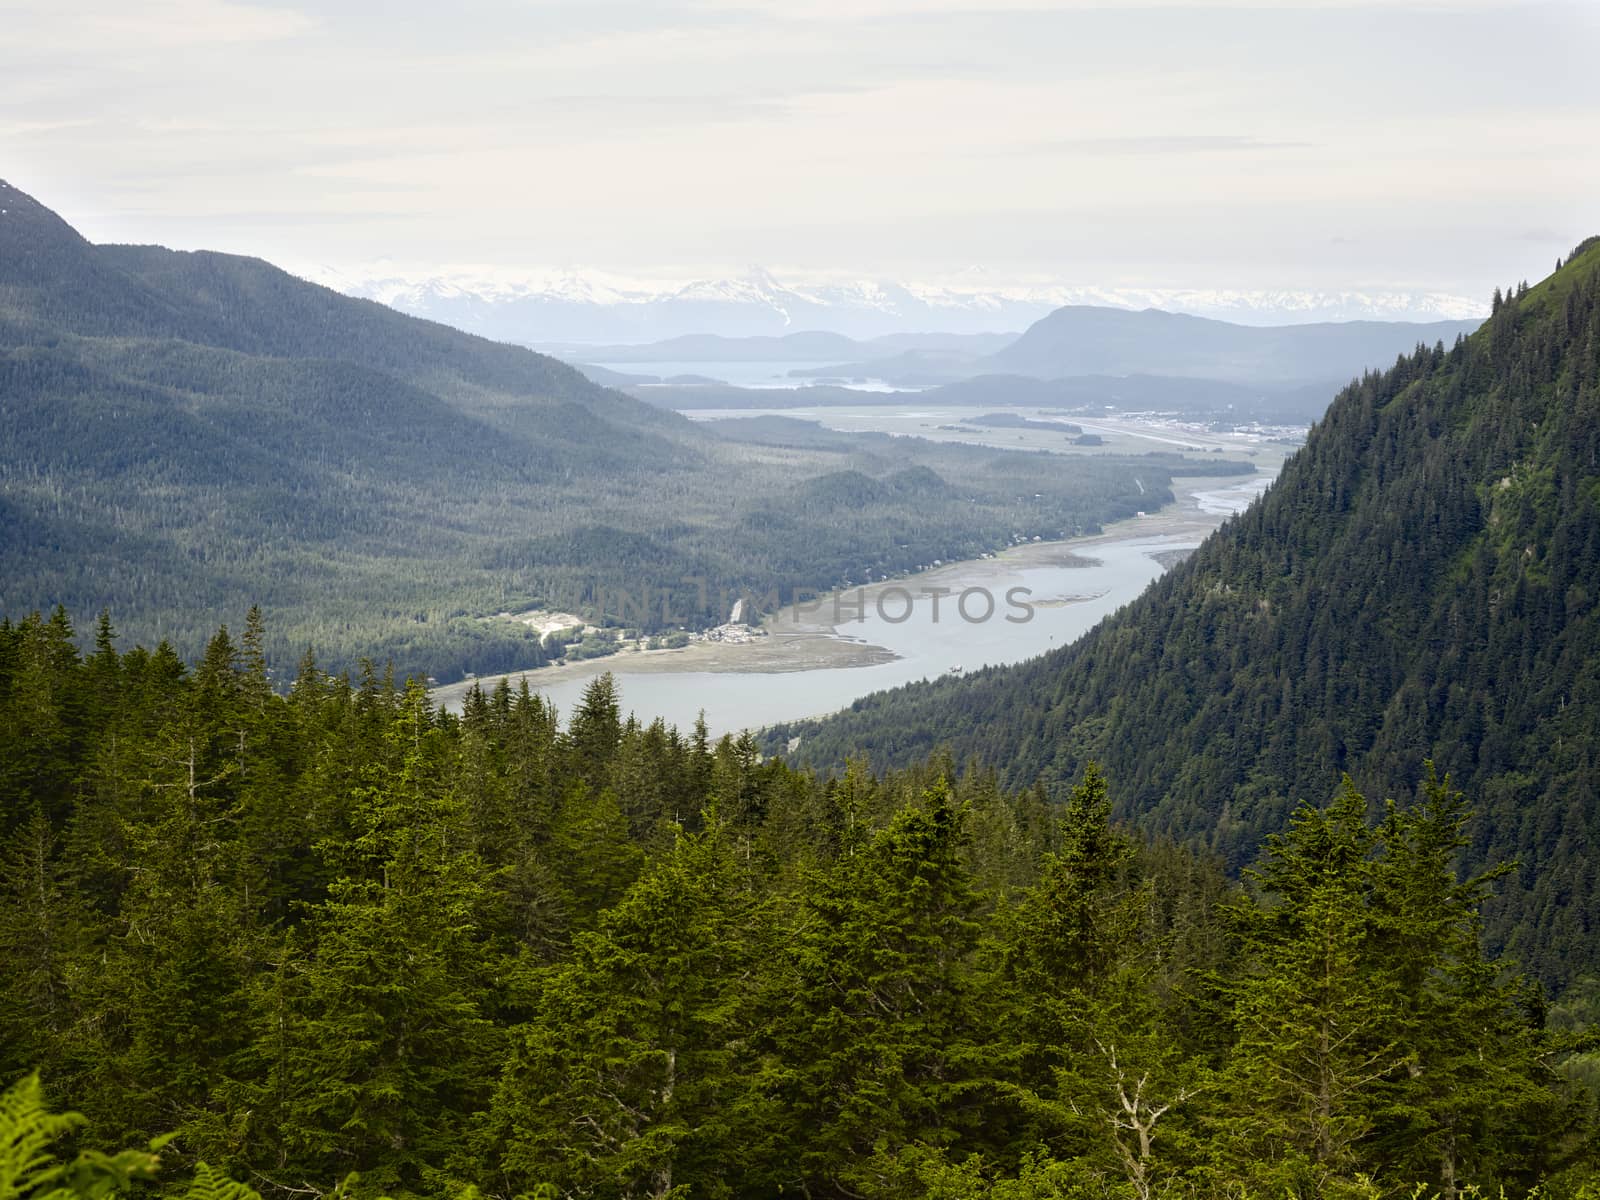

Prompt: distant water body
[592,360,920,392]
[466,533,1203,738]
[440,412,1290,736]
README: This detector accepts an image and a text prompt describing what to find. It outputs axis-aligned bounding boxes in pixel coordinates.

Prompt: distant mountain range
[293,262,1488,344]
[560,312,1484,422]
[982,306,1483,386]
[782,308,1480,392]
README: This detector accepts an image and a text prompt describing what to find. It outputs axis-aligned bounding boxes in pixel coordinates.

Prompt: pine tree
[0,809,98,1086]
[484,823,767,1198]
[1365,768,1583,1194]
[87,630,260,1154]
[0,610,82,834]
[233,680,499,1195]
[1212,780,1404,1196]
[757,780,983,1197]
[984,766,1206,1190]
[547,777,644,928]
[567,673,622,788]
[1006,763,1134,987]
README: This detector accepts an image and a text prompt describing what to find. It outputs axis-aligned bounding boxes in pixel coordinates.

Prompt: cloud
[1010,135,1314,155]
[1,0,1589,299]
[0,118,95,138]
[2,0,314,49]
[695,0,1553,16]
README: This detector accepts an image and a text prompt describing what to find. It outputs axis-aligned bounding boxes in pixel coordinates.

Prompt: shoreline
[431,473,1252,711]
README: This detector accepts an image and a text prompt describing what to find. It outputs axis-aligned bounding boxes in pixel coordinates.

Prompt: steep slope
[2,182,1222,683]
[94,244,677,429]
[0,181,683,441]
[773,240,1600,986]
[0,179,229,343]
[0,178,703,679]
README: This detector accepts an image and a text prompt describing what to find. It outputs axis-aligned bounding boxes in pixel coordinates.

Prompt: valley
[0,182,1257,686]
[3,137,1597,1195]
[436,422,1293,735]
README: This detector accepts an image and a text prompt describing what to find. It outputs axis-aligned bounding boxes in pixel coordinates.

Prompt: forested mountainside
[773,238,1600,988]
[0,181,1237,683]
[0,182,633,418]
[2,617,1597,1199]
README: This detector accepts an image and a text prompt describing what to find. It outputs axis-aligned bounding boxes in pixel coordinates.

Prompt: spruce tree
[484,822,767,1198]
[758,780,983,1197]
[1212,780,1402,1195]
[233,680,498,1195]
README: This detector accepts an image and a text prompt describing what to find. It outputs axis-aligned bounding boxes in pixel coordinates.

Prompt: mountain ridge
[987,304,1482,384]
[770,237,1600,987]
[2,180,1220,687]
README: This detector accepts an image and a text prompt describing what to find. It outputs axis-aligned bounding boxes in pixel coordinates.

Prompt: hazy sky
[4,0,1596,296]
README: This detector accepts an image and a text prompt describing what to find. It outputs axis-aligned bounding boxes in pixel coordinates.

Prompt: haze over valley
[298,261,1492,343]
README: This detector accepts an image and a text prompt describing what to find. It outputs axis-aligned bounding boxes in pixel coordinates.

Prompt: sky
[3,0,1596,300]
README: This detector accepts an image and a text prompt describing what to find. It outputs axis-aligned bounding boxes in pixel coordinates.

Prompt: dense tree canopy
[1,615,1596,1199]
[773,238,1600,989]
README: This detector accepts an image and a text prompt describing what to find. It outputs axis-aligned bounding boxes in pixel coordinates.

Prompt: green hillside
[773,239,1600,987]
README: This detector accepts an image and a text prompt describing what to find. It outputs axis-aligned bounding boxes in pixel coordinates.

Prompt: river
[434,469,1281,738]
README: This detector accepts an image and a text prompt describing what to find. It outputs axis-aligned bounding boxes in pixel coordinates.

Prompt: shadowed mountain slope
[772,239,1600,986]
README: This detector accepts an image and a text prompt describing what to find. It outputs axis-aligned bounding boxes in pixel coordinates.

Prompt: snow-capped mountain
[289,262,1487,346]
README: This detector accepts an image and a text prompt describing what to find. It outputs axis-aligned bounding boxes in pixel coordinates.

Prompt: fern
[0,1074,85,1200]
[180,1162,260,1200]
[0,1075,260,1200]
